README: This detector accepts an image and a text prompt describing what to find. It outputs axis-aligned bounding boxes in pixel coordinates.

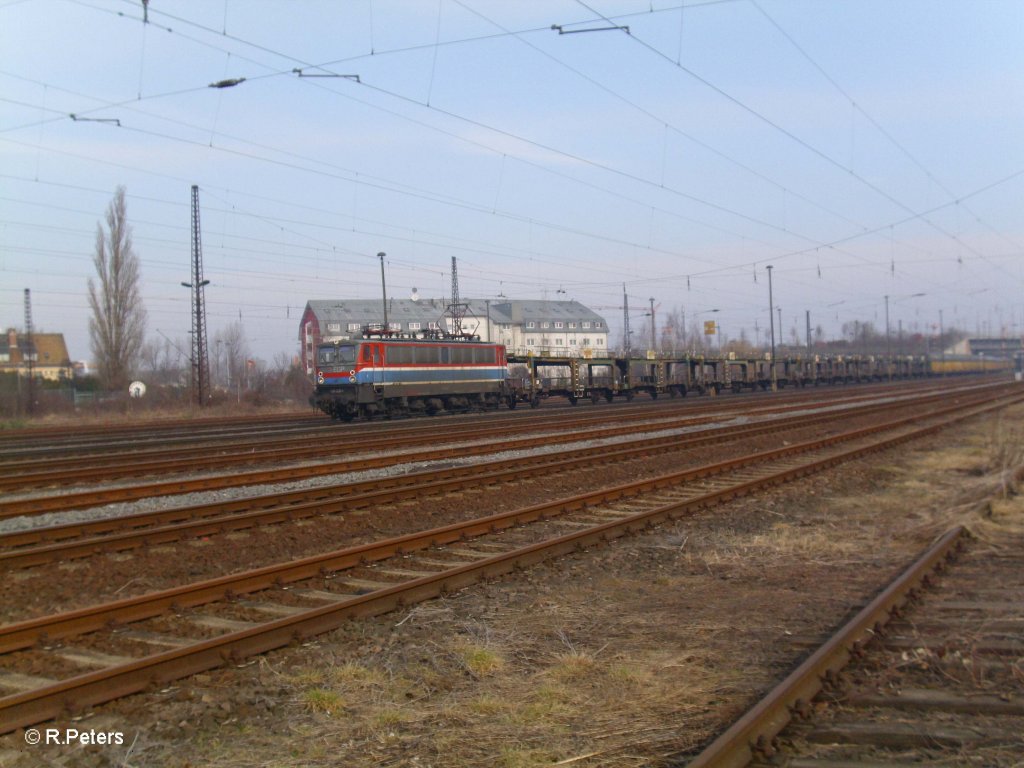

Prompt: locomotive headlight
[317,372,324,384]
[349,375,356,383]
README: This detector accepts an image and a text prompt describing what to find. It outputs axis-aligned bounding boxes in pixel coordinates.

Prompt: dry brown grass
[891,409,1024,544]
[107,401,1024,768]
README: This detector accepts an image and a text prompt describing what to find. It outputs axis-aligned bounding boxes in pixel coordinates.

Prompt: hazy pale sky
[2,0,1022,362]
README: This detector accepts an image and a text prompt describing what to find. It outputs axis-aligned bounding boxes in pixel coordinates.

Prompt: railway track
[0,382,1006,519]
[0,381,977,493]
[0,380,941,456]
[0,386,1017,734]
[0,386,1010,569]
[684,525,1024,767]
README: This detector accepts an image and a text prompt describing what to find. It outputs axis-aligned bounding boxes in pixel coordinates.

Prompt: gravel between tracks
[1,398,1022,767]
[2,402,916,622]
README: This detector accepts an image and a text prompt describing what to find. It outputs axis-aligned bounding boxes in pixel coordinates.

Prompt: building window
[582,321,591,329]
[595,322,603,328]
[327,323,341,333]
[554,321,563,329]
[526,321,536,329]
[541,322,550,329]
[568,322,576,329]
[582,338,590,346]
[408,322,421,330]
[388,322,401,331]
[596,338,604,346]
[555,338,563,346]
[347,323,361,332]
[569,339,577,346]
[526,338,535,345]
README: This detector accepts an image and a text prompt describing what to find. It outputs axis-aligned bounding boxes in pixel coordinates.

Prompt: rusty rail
[684,525,970,768]
[0,392,1016,734]
[1,382,1007,519]
[0,391,973,566]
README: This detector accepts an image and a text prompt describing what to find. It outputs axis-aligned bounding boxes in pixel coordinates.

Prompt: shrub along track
[0,382,997,517]
[0,385,1019,735]
[0,384,1008,569]
[684,526,1024,767]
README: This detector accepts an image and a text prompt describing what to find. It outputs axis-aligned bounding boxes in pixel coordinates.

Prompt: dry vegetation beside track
[2,403,1023,768]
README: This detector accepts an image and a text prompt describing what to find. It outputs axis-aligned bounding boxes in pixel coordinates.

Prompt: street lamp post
[378,252,388,330]
[939,309,945,369]
[885,294,891,381]
[649,297,656,352]
[766,265,776,391]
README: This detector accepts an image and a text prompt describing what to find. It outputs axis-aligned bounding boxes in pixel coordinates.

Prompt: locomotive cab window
[318,344,356,366]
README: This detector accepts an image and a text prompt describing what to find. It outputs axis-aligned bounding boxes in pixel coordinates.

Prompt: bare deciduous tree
[88,187,146,391]
[215,321,250,393]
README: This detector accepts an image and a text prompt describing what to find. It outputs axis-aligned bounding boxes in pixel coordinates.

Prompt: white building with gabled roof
[299,298,608,374]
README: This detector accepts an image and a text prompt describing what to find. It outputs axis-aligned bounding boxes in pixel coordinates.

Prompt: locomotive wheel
[507,395,518,410]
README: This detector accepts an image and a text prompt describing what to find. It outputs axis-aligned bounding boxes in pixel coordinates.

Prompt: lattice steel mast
[447,256,468,338]
[23,288,35,414]
[183,185,210,405]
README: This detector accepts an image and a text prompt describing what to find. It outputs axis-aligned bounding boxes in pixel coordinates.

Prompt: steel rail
[0,382,932,486]
[2,382,1009,519]
[0,380,976,478]
[0,413,715,515]
[1,399,688,469]
[0,389,999,567]
[0,379,943,453]
[0,397,1011,735]
[683,525,970,768]
[0,391,1014,657]
[1,411,716,492]
[0,395,724,460]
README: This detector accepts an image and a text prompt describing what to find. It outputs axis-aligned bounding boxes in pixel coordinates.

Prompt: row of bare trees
[619,307,959,358]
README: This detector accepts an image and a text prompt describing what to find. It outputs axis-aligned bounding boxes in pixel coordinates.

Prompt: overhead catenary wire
[1,0,1017,354]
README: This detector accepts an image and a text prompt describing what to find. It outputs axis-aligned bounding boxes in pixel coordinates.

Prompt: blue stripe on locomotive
[358,366,505,385]
[321,366,505,386]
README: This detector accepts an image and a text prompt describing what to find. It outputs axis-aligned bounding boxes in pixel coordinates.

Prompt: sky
[1,0,1022,365]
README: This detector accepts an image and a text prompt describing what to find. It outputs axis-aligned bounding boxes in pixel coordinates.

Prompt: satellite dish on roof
[410,287,419,302]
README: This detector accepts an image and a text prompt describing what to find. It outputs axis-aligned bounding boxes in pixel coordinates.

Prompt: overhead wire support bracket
[292,69,360,82]
[208,78,246,89]
[550,23,629,35]
[69,114,121,126]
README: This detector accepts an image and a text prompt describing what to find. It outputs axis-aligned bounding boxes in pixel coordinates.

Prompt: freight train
[313,331,514,421]
[312,331,1013,420]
